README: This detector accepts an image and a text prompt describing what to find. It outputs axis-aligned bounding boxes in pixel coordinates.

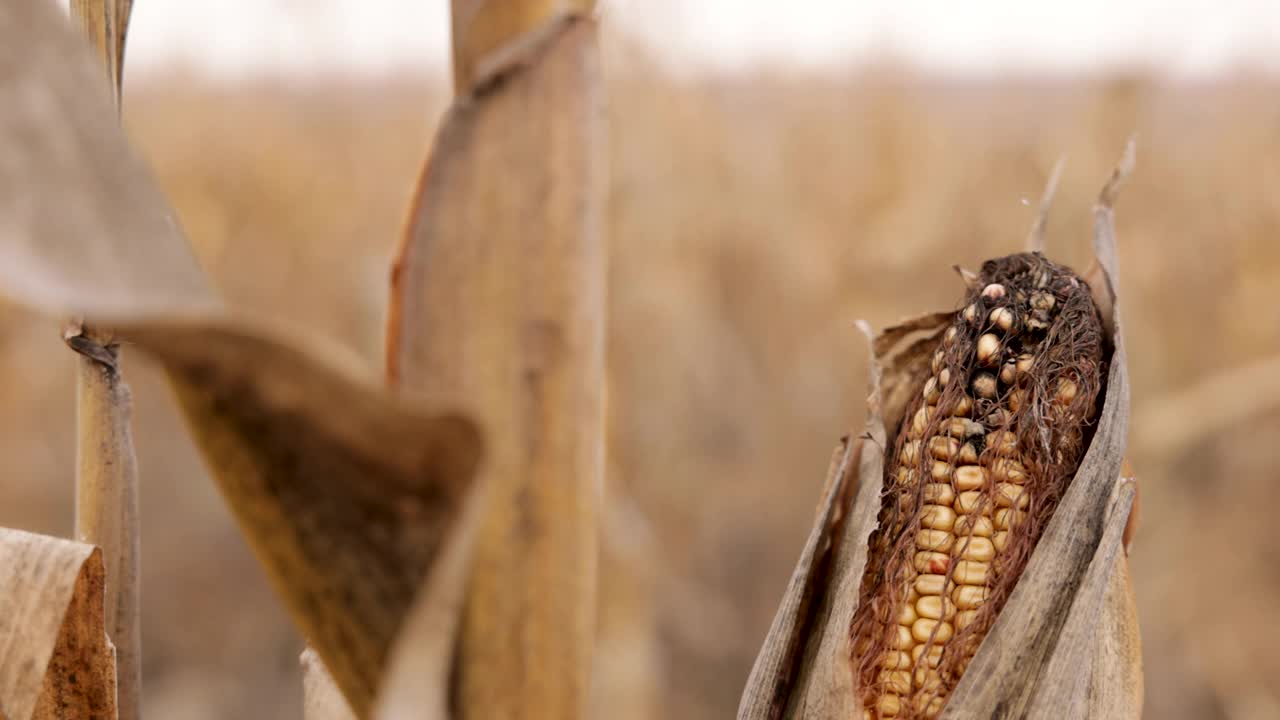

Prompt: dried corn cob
[850,252,1106,719]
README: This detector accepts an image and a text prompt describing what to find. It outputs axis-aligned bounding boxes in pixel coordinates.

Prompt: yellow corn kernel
[953,560,990,585]
[955,609,979,630]
[954,490,984,515]
[990,457,1027,484]
[882,650,912,670]
[898,602,919,626]
[911,643,944,668]
[993,508,1027,530]
[930,460,953,481]
[994,483,1029,509]
[913,551,950,575]
[952,585,989,610]
[923,483,956,506]
[928,436,960,462]
[976,333,1001,366]
[953,465,987,491]
[877,694,902,717]
[920,505,956,532]
[911,618,954,644]
[988,306,1014,331]
[958,442,979,464]
[923,377,941,404]
[880,670,912,695]
[915,595,956,621]
[911,406,935,436]
[892,625,914,649]
[986,430,1019,456]
[953,513,993,537]
[992,531,1009,553]
[914,574,947,596]
[916,529,954,553]
[899,441,922,465]
[954,536,995,562]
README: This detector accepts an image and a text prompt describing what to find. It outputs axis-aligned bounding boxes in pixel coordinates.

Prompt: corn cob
[850,252,1106,719]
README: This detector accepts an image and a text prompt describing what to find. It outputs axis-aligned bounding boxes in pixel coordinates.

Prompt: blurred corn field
[1,44,1278,719]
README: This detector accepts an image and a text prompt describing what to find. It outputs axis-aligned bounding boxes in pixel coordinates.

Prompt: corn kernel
[916,529,954,553]
[913,551,950,574]
[952,585,989,609]
[915,595,956,621]
[920,505,956,532]
[977,333,1000,366]
[953,514,993,537]
[955,536,995,562]
[911,618,954,644]
[953,465,987,491]
[954,490,984,515]
[953,560,990,585]
[923,483,956,505]
[994,483,1029,509]
[914,574,948,596]
[988,306,1015,332]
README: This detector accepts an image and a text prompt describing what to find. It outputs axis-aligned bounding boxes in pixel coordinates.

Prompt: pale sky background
[122,0,1280,78]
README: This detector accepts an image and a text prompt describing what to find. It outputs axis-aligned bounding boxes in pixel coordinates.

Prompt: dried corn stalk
[64,3,142,717]
[386,1,605,718]
[739,147,1140,720]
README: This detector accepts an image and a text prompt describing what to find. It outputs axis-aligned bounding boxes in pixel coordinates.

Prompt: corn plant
[0,0,602,718]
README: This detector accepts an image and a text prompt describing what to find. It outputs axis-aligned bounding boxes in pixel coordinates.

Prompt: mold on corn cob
[850,252,1106,719]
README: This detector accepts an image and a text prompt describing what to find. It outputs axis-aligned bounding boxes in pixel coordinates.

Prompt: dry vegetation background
[2,36,1279,720]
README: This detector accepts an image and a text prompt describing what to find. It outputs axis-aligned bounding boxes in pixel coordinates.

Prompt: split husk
[0,529,116,720]
[738,146,1141,720]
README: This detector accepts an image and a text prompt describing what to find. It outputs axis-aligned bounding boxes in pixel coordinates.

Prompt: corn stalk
[386,0,605,717]
[63,2,140,718]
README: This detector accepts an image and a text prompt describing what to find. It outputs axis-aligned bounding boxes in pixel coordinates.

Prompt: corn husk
[738,145,1141,720]
[0,528,116,720]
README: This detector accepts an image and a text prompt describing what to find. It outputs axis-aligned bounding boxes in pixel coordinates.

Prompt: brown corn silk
[850,254,1105,718]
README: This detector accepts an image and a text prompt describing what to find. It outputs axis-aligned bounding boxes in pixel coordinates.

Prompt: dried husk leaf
[0,528,116,720]
[0,0,218,320]
[118,318,483,718]
[302,648,357,720]
[386,11,606,720]
[739,149,1141,720]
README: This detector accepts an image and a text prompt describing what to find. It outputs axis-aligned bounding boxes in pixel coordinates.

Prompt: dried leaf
[302,648,357,720]
[739,146,1142,719]
[116,318,483,718]
[0,0,218,320]
[0,528,116,720]
[386,12,606,719]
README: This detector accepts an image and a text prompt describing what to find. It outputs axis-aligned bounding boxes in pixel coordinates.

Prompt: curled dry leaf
[739,148,1140,720]
[120,319,483,718]
[0,528,116,720]
[387,7,606,719]
[0,0,218,320]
